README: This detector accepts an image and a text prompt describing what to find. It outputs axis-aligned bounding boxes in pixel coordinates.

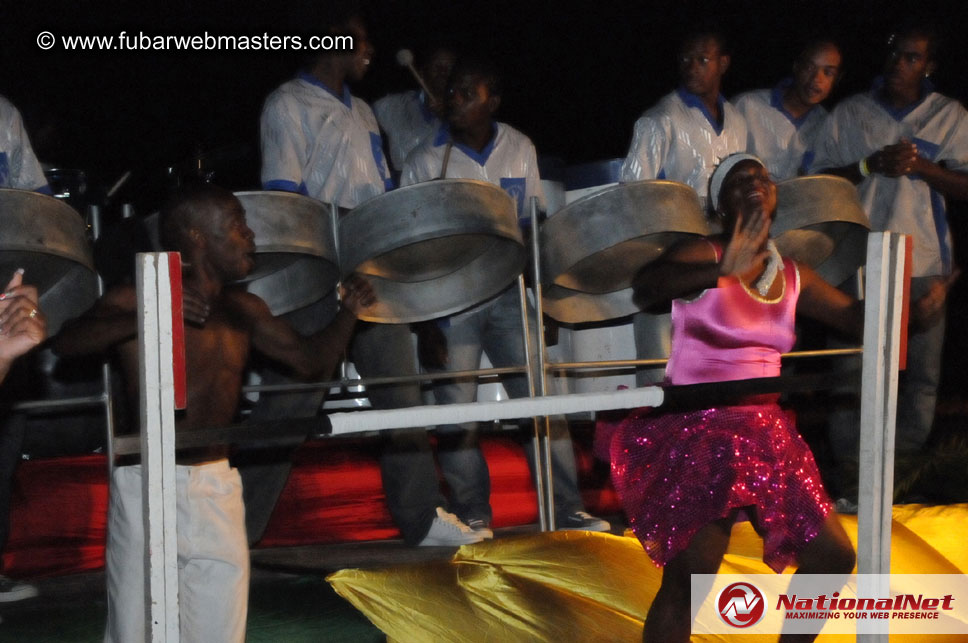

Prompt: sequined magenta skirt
[609,403,831,573]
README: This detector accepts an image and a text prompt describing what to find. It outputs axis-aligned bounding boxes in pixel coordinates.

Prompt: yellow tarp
[328,504,968,642]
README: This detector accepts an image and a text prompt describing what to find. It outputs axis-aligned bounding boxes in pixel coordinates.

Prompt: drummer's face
[422,48,457,104]
[720,161,777,222]
[344,17,374,82]
[211,198,256,280]
[447,73,497,132]
[678,37,728,98]
[792,44,841,106]
[884,35,933,98]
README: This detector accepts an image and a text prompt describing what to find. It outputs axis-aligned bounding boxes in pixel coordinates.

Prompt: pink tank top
[665,251,800,386]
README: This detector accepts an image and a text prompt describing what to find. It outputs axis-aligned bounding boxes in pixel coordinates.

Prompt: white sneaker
[466,518,494,540]
[418,507,485,546]
[0,575,38,602]
[835,497,859,515]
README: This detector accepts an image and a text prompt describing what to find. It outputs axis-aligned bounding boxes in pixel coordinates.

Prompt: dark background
[3,0,968,199]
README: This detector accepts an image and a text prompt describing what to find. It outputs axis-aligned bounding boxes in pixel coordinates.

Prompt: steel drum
[540,180,709,323]
[339,179,525,323]
[234,191,339,315]
[772,175,871,287]
[143,191,339,315]
[0,189,98,335]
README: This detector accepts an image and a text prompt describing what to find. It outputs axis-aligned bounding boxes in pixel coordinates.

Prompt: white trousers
[104,460,249,643]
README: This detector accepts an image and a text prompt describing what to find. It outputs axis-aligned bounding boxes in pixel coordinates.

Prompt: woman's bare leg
[779,513,856,643]
[643,515,735,643]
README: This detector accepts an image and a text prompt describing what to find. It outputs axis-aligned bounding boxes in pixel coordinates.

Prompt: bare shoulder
[222,288,273,321]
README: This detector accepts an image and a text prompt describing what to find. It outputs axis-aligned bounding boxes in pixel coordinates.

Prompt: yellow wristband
[859,157,872,178]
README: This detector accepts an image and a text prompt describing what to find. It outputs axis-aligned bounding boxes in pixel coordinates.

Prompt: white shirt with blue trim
[809,80,968,277]
[621,89,747,207]
[400,121,545,223]
[259,72,392,209]
[733,80,829,181]
[373,90,440,172]
[0,95,49,192]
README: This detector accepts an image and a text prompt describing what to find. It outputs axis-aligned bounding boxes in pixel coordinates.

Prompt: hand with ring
[0,268,48,371]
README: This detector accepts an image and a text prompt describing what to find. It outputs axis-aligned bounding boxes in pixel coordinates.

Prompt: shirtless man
[53,183,373,643]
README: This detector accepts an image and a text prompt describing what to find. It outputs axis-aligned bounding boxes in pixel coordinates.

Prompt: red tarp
[3,435,620,577]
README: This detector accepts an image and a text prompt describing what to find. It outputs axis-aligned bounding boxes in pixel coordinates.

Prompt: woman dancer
[613,154,858,642]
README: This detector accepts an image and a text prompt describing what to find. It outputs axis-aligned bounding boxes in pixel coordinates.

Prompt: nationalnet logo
[778,590,954,621]
[693,574,968,635]
[716,581,766,628]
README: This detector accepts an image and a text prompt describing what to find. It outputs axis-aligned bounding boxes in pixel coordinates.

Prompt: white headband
[708,153,765,212]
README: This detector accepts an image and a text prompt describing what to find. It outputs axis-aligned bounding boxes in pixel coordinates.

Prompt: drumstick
[106,171,132,200]
[396,49,439,106]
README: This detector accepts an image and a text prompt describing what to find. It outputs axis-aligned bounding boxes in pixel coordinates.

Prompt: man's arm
[911,155,968,200]
[820,139,968,198]
[798,264,864,339]
[51,286,138,357]
[620,113,669,182]
[243,277,374,381]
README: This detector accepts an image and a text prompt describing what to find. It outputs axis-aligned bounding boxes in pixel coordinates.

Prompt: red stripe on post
[167,252,188,410]
[898,236,912,371]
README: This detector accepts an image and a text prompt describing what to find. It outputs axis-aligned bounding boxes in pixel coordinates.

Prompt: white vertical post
[137,252,179,643]
[856,233,906,642]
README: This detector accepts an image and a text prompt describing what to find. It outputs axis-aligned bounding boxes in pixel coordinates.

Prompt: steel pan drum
[0,189,98,335]
[339,179,525,323]
[234,191,340,315]
[540,180,709,323]
[772,175,870,287]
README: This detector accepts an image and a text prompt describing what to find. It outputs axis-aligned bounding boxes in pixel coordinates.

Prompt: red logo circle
[716,581,766,628]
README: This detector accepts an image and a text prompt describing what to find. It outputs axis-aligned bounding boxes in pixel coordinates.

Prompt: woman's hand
[718,208,771,280]
[0,270,47,378]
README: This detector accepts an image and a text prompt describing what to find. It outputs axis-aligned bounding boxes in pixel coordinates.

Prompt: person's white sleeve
[621,114,668,181]
[259,94,308,194]
[936,103,968,173]
[7,108,48,192]
[807,106,851,174]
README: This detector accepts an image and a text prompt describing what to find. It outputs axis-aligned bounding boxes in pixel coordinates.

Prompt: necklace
[753,241,782,296]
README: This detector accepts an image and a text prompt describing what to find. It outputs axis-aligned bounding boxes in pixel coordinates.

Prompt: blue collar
[433,122,499,166]
[677,87,726,135]
[417,91,436,124]
[298,71,352,109]
[769,78,812,129]
[871,75,935,121]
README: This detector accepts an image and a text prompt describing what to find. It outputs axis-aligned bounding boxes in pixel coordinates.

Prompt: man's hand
[0,269,47,368]
[182,286,212,326]
[339,276,376,317]
[868,139,920,177]
[911,270,960,331]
